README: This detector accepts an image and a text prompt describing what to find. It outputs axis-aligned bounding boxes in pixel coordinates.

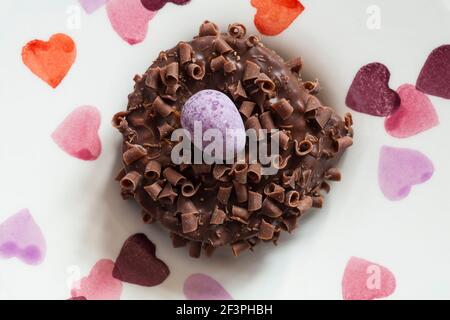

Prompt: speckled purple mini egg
[181,90,246,159]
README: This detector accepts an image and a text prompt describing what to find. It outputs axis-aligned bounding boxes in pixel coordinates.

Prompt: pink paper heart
[416,45,450,99]
[0,209,46,265]
[342,257,396,300]
[106,0,157,45]
[346,62,400,117]
[78,0,108,14]
[141,0,190,11]
[71,259,123,300]
[51,105,102,161]
[385,84,439,138]
[183,273,233,300]
[378,146,434,201]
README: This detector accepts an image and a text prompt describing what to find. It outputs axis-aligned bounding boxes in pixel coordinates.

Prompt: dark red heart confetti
[141,0,190,11]
[416,45,450,100]
[345,62,400,117]
[112,233,170,287]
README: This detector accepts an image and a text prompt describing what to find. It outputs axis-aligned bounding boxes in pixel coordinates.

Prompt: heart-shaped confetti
[71,259,123,300]
[22,33,76,88]
[346,62,400,117]
[251,0,305,36]
[113,234,170,287]
[378,146,434,201]
[416,44,450,99]
[342,257,396,300]
[141,0,190,11]
[184,274,233,300]
[0,209,46,265]
[385,84,439,138]
[79,0,109,14]
[51,105,102,161]
[106,0,157,45]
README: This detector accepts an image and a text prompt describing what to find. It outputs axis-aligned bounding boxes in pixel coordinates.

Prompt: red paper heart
[22,33,76,88]
[251,0,305,36]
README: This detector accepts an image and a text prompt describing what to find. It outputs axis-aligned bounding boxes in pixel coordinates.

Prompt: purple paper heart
[79,0,108,14]
[378,146,434,201]
[183,273,233,300]
[141,0,191,11]
[346,62,400,117]
[0,209,46,265]
[416,45,450,99]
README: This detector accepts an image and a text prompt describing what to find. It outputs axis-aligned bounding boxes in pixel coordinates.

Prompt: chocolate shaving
[123,144,147,166]
[179,42,193,65]
[248,163,262,183]
[210,55,227,72]
[248,191,263,212]
[239,101,256,119]
[233,181,248,203]
[171,232,188,248]
[272,99,294,120]
[224,61,237,74]
[261,198,283,218]
[296,196,313,214]
[325,168,341,181]
[192,164,211,175]
[231,241,251,256]
[286,57,303,74]
[115,168,126,181]
[229,81,247,100]
[333,136,353,153]
[160,62,179,86]
[264,182,285,203]
[112,111,128,130]
[177,196,199,214]
[144,160,162,180]
[282,169,296,189]
[295,139,314,157]
[281,215,298,233]
[258,219,276,240]
[189,241,202,258]
[260,111,276,131]
[278,130,290,150]
[186,63,205,80]
[145,68,160,89]
[142,210,156,224]
[152,96,174,117]
[228,23,246,39]
[274,154,291,170]
[255,73,276,95]
[181,212,199,233]
[144,182,163,201]
[210,207,227,225]
[245,116,262,140]
[231,206,250,224]
[312,196,324,208]
[163,167,186,186]
[213,165,232,182]
[285,190,301,207]
[321,181,331,193]
[120,171,141,192]
[246,35,260,47]
[232,163,248,184]
[181,181,200,197]
[158,183,177,204]
[303,79,320,95]
[199,21,219,37]
[157,122,174,139]
[243,61,261,82]
[214,38,233,54]
[164,84,181,100]
[217,185,232,204]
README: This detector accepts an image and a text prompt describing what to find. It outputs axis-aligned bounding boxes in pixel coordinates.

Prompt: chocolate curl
[228,23,246,39]
[214,38,233,54]
[199,20,219,36]
[123,144,147,165]
[210,207,227,225]
[243,61,261,82]
[177,196,198,214]
[344,112,353,128]
[217,186,232,204]
[247,236,261,248]
[231,241,251,257]
[282,169,296,189]
[300,169,312,189]
[229,81,247,100]
[278,130,290,151]
[259,111,275,131]
[263,183,285,203]
[115,168,126,181]
[271,99,294,120]
[163,84,181,101]
[120,171,142,192]
[239,101,255,119]
[152,96,174,117]
[232,164,248,184]
[210,55,227,72]
[181,212,199,233]
[163,167,186,186]
[186,63,205,80]
[112,111,128,130]
[192,164,211,175]
[157,122,174,139]
[144,182,163,201]
[248,191,263,212]
[285,190,301,207]
[179,42,193,65]
[232,181,248,203]
[255,73,276,95]
[273,154,291,170]
[224,61,237,74]
[213,165,232,182]
[248,164,262,183]
[321,181,331,194]
[258,219,276,240]
[145,68,160,89]
[231,206,250,224]
[296,196,313,214]
[314,107,333,129]
[312,196,324,208]
[171,232,188,248]
[189,241,202,258]
[295,139,314,157]
[144,160,161,180]
[261,198,283,218]
[246,35,260,47]
[158,183,177,204]
[333,136,353,153]
[210,226,232,247]
[305,95,322,113]
[142,210,156,224]
[181,181,200,197]
[245,116,262,140]
[286,57,303,74]
[303,79,320,95]
[281,215,298,233]
[325,168,341,181]
[204,244,216,257]
[160,62,179,86]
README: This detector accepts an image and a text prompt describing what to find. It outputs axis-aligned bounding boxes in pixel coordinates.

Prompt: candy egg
[181,90,246,160]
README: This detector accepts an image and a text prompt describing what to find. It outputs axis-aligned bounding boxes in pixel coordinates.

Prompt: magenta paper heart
[342,257,396,300]
[378,146,434,201]
[107,0,157,45]
[416,45,450,99]
[71,259,123,300]
[346,62,400,116]
[183,274,233,300]
[0,209,46,265]
[141,0,190,11]
[78,0,108,14]
[385,84,439,138]
[51,105,102,161]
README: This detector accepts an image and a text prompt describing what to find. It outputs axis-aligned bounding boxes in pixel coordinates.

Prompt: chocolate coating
[112,21,354,258]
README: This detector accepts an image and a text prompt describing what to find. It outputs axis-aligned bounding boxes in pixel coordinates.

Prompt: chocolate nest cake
[112,21,354,258]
